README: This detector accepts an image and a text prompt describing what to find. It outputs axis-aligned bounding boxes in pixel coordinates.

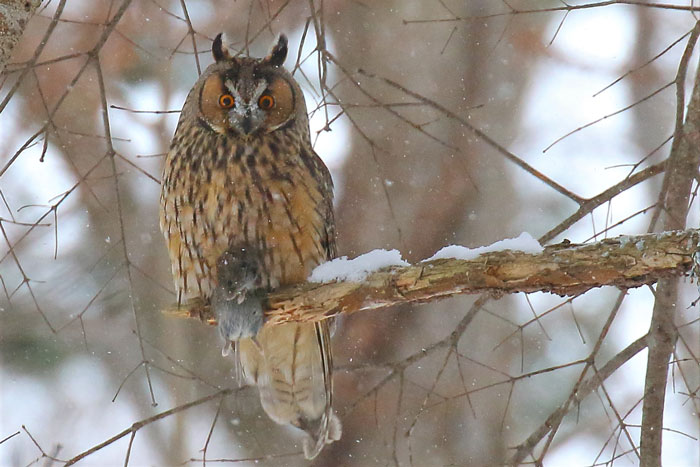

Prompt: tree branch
[510,330,650,465]
[164,229,700,326]
[640,20,700,467]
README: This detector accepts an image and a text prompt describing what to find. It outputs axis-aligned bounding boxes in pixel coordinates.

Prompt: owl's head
[187,34,303,138]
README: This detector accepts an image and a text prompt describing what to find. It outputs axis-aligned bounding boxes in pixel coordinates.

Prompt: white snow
[425,232,543,262]
[309,233,543,283]
[309,249,409,283]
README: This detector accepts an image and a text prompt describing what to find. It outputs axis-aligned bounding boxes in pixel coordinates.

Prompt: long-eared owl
[159,33,341,459]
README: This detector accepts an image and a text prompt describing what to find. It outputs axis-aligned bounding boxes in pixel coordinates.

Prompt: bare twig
[403,1,700,25]
[94,54,157,407]
[509,294,642,464]
[63,390,235,466]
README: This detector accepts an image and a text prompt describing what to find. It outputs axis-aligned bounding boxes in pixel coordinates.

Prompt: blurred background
[1,1,699,465]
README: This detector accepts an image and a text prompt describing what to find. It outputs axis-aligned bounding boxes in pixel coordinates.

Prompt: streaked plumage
[159,33,340,459]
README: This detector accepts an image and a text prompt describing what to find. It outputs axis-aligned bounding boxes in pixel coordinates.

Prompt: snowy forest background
[1,1,699,466]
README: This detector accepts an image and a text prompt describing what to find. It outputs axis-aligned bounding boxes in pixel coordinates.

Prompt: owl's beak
[240,114,253,135]
[230,106,258,135]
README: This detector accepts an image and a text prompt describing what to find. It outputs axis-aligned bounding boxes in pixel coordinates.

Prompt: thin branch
[510,301,646,464]
[0,0,134,178]
[178,0,201,75]
[540,161,666,243]
[544,81,674,153]
[94,54,156,406]
[353,67,586,205]
[63,390,234,466]
[0,430,20,445]
[403,1,700,25]
[0,0,66,112]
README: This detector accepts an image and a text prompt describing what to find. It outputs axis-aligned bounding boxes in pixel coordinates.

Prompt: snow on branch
[163,230,700,326]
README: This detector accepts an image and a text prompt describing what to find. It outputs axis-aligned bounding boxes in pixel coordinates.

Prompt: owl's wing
[238,320,341,459]
[321,193,337,260]
[301,145,337,261]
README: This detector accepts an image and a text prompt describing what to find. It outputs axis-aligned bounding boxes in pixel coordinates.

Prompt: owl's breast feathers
[160,127,335,301]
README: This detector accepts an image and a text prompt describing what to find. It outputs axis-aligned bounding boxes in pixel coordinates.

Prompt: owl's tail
[299,321,342,459]
[300,404,342,459]
[237,320,342,459]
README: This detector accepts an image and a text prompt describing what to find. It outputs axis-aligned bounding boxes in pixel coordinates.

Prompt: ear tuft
[212,33,234,63]
[265,34,288,67]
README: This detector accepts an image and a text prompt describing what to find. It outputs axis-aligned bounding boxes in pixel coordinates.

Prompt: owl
[159,33,341,459]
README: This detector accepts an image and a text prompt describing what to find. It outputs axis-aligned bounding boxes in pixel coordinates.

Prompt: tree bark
[0,0,41,74]
[639,21,700,467]
[164,229,700,326]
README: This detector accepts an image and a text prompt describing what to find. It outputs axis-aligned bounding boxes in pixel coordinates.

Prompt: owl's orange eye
[219,94,235,108]
[258,94,275,110]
